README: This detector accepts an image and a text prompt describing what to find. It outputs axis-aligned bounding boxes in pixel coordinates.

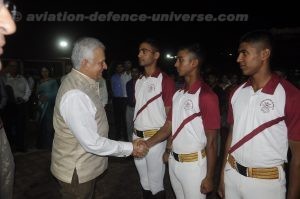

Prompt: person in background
[126,67,140,141]
[111,63,127,140]
[36,67,58,149]
[5,61,31,152]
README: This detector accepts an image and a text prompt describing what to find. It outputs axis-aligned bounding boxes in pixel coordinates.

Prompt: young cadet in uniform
[218,30,300,199]
[133,39,175,199]
[146,44,220,199]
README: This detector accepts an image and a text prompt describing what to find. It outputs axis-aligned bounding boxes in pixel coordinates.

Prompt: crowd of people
[0,1,299,199]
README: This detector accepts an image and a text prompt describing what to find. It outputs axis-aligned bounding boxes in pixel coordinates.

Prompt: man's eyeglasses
[2,0,17,20]
[138,48,156,55]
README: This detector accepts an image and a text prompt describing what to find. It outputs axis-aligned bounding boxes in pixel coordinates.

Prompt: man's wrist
[165,148,172,154]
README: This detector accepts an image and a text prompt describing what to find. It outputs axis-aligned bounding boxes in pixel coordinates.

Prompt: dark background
[3,0,300,76]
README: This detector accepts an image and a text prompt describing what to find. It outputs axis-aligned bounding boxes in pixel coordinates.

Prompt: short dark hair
[140,38,161,52]
[240,30,274,51]
[178,43,206,63]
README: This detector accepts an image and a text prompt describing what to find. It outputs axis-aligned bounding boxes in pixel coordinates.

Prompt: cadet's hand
[200,176,214,194]
[163,148,171,163]
[217,172,225,198]
[132,139,149,158]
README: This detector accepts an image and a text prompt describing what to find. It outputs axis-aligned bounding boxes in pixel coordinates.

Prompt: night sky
[3,0,300,74]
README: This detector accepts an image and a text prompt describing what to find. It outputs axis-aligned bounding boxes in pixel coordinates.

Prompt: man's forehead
[177,49,190,56]
[238,42,254,51]
[139,42,152,49]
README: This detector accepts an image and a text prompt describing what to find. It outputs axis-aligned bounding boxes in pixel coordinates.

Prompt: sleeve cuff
[119,141,133,157]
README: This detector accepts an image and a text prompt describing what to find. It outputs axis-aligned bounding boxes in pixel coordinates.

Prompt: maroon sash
[133,92,162,122]
[228,116,286,154]
[172,112,201,141]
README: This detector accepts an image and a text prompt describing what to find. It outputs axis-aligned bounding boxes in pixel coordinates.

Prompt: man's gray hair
[71,37,105,70]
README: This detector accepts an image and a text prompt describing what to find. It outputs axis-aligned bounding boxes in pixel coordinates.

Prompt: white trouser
[224,162,286,199]
[133,134,166,195]
[169,152,207,199]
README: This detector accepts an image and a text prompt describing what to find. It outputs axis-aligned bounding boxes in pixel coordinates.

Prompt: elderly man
[51,37,148,199]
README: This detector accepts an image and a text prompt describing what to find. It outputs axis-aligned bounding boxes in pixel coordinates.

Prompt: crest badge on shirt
[147,83,155,92]
[184,99,193,111]
[260,99,274,113]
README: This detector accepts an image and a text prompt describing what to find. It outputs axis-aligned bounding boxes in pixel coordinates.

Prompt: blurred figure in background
[4,61,31,152]
[126,67,140,141]
[36,67,58,149]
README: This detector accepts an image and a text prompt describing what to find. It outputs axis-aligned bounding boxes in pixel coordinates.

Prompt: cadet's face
[174,50,195,77]
[237,42,264,76]
[0,0,16,56]
[138,42,157,67]
[87,47,107,80]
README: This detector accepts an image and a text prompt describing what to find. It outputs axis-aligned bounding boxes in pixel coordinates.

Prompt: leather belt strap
[172,149,206,162]
[133,92,162,122]
[228,154,279,179]
[228,116,285,154]
[134,129,158,138]
[172,112,201,141]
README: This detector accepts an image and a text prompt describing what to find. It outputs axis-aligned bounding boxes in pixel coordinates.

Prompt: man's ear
[191,58,199,69]
[154,51,160,60]
[81,58,88,68]
[261,48,271,61]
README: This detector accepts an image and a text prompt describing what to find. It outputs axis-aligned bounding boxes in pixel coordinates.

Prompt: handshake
[132,139,149,158]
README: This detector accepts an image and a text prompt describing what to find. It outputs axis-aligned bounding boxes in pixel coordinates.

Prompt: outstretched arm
[146,120,172,148]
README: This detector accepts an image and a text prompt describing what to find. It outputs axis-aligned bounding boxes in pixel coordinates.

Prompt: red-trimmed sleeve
[162,74,175,107]
[282,80,300,141]
[200,86,220,130]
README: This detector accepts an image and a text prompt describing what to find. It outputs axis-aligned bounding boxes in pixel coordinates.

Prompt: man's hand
[132,139,149,158]
[163,148,171,163]
[162,151,170,163]
[217,173,225,198]
[200,176,214,194]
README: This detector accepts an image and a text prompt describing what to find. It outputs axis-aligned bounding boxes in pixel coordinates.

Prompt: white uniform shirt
[134,73,166,131]
[171,80,220,153]
[60,86,133,157]
[228,74,300,167]
[172,88,206,153]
